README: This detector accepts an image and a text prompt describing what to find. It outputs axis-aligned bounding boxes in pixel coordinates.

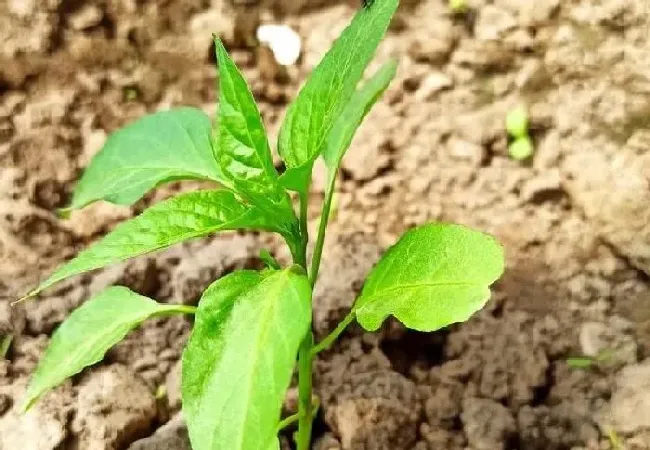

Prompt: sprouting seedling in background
[449,0,468,14]
[566,348,615,370]
[0,335,12,359]
[506,104,534,160]
[18,1,505,449]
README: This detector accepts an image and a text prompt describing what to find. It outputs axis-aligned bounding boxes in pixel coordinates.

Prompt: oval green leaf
[23,286,194,411]
[277,0,398,194]
[354,223,505,332]
[182,268,311,450]
[66,107,224,211]
[213,40,297,239]
[24,190,272,299]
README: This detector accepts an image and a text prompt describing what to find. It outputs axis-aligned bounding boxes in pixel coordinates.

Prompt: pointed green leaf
[25,190,273,299]
[213,40,297,239]
[323,60,397,172]
[66,108,223,211]
[182,268,311,450]
[278,0,398,193]
[355,223,505,332]
[23,286,194,411]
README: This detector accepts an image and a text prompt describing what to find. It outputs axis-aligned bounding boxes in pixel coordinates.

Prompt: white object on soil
[256,24,302,66]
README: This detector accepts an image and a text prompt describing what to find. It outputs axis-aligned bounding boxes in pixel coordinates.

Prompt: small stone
[449,138,486,166]
[475,5,517,41]
[415,72,453,101]
[605,359,650,434]
[68,5,103,31]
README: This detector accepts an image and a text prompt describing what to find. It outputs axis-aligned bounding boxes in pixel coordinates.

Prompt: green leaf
[277,0,398,193]
[213,39,297,238]
[323,59,397,173]
[182,268,311,450]
[23,286,194,411]
[25,190,273,299]
[66,107,223,211]
[354,223,505,332]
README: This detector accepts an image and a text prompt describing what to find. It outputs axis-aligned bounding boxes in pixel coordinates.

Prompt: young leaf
[278,0,398,193]
[24,190,275,299]
[323,59,397,175]
[23,286,194,411]
[182,268,311,450]
[354,223,504,332]
[213,39,297,237]
[66,108,223,212]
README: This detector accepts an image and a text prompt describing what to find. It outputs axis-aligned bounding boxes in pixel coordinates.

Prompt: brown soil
[2,0,650,449]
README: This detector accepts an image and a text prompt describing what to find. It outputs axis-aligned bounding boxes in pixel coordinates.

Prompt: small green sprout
[606,427,623,450]
[123,86,139,102]
[449,0,468,14]
[506,105,533,161]
[19,1,505,449]
[0,335,12,359]
[567,349,614,370]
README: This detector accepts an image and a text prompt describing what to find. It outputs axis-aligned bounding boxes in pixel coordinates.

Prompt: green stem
[278,397,320,432]
[277,413,300,432]
[309,174,337,286]
[296,332,314,450]
[295,186,315,449]
[311,310,355,356]
[297,189,310,269]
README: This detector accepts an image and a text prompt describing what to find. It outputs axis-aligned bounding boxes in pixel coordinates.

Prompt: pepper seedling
[506,104,534,160]
[19,1,504,449]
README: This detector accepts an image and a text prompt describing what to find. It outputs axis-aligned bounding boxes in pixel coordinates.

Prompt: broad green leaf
[322,60,397,172]
[213,39,297,239]
[355,223,504,332]
[182,268,311,450]
[277,0,398,193]
[25,190,273,299]
[23,286,194,411]
[66,108,223,212]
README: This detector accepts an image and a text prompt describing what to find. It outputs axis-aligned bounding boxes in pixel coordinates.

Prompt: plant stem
[309,174,337,286]
[296,331,314,450]
[295,185,315,449]
[277,413,300,432]
[311,310,355,356]
[297,189,310,269]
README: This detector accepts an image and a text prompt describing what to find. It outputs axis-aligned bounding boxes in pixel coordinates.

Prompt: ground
[1,0,650,449]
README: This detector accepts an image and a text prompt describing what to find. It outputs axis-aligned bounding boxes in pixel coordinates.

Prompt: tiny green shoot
[449,0,468,14]
[19,1,505,449]
[506,105,533,160]
[0,335,12,359]
[606,427,623,450]
[567,348,614,370]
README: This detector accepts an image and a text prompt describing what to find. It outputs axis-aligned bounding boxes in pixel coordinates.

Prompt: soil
[1,0,650,449]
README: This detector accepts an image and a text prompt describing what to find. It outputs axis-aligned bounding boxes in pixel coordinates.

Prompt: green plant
[567,348,614,370]
[506,105,533,160]
[20,1,504,449]
[449,0,468,14]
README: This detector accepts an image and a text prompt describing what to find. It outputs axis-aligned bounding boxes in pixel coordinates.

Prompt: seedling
[506,105,533,160]
[0,335,11,359]
[567,349,615,370]
[19,1,504,449]
[449,0,468,14]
